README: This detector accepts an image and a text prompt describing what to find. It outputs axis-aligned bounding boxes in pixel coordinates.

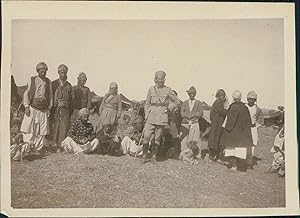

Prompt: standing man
[20,62,53,155]
[179,86,203,153]
[70,72,91,124]
[142,70,180,163]
[245,91,264,168]
[220,90,253,172]
[52,64,73,152]
[208,89,228,161]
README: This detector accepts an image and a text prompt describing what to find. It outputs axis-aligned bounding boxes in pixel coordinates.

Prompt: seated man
[62,108,99,154]
[120,116,144,157]
[269,126,285,177]
[10,119,30,161]
[118,114,132,139]
[96,123,121,155]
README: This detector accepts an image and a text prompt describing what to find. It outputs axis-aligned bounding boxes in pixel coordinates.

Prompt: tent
[90,92,134,106]
[16,84,283,126]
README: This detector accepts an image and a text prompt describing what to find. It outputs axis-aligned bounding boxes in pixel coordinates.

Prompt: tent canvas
[16,85,283,124]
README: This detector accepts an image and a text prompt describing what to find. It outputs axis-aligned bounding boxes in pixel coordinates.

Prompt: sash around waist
[31,98,49,111]
[104,104,118,111]
[151,103,167,107]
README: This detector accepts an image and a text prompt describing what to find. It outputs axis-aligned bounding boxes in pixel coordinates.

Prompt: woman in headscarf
[220,90,253,172]
[62,108,99,154]
[96,82,122,133]
[208,89,228,161]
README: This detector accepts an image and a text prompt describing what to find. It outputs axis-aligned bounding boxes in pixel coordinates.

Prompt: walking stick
[13,99,24,117]
[134,109,151,158]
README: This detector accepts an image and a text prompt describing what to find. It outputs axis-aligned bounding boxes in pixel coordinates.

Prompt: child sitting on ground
[179,140,200,165]
[10,119,29,161]
[118,114,132,139]
[96,123,121,155]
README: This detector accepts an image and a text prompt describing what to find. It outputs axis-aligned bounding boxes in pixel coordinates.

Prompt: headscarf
[232,90,242,100]
[215,89,226,98]
[78,108,90,118]
[36,62,48,71]
[109,82,118,89]
[187,86,196,94]
[247,91,257,99]
[58,64,68,73]
[108,82,118,95]
[155,70,166,78]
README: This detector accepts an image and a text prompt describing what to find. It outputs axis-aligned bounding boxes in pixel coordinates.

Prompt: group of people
[10,61,285,175]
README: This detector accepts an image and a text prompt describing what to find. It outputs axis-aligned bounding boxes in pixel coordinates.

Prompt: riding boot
[142,143,149,164]
[151,144,159,163]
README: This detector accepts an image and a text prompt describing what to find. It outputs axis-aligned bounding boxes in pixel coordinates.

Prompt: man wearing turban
[245,91,264,169]
[70,72,92,124]
[142,70,181,163]
[220,90,253,172]
[50,64,73,152]
[19,62,53,156]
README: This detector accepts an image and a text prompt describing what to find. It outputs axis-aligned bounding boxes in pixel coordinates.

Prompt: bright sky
[11,19,284,109]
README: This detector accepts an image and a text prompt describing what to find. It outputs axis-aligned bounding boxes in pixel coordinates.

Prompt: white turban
[232,90,242,100]
[247,91,257,99]
[109,82,118,88]
[155,70,166,78]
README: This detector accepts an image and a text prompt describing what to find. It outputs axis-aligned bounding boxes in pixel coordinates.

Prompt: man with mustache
[51,64,73,152]
[19,62,53,156]
[70,72,92,124]
[142,70,180,163]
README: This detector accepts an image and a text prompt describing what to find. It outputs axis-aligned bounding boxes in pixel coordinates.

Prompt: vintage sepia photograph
[1,1,298,217]
[9,18,286,208]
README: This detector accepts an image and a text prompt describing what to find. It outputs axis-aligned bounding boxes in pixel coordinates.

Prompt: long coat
[144,85,180,126]
[208,99,227,150]
[220,101,253,148]
[180,99,203,124]
[52,79,73,145]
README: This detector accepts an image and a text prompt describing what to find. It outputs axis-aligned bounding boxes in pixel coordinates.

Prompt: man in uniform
[51,64,73,152]
[20,62,53,155]
[142,70,180,163]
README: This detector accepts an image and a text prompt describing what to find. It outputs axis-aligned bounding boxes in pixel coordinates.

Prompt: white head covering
[155,70,166,78]
[247,91,257,99]
[78,108,90,118]
[109,82,118,88]
[232,90,242,100]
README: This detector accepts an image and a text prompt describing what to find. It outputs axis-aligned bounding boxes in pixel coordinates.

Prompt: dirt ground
[11,127,285,208]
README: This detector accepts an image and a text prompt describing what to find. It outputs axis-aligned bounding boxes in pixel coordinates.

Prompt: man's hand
[79,138,89,144]
[25,107,30,117]
[47,110,51,118]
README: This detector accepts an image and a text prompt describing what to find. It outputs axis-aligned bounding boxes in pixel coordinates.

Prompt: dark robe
[72,85,91,110]
[95,128,120,155]
[52,79,73,146]
[220,101,253,147]
[208,99,227,151]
